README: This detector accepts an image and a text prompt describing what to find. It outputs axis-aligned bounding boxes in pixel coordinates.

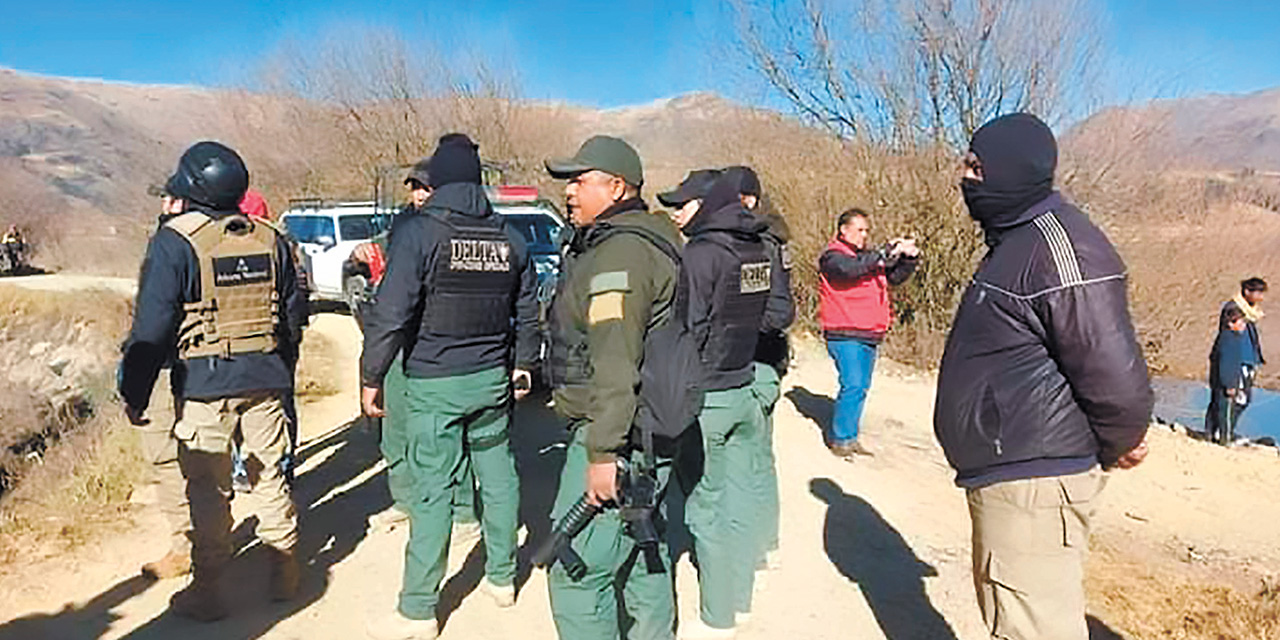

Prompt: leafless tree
[732,0,1106,147]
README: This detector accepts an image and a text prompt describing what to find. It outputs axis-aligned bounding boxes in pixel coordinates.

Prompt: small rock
[48,357,71,376]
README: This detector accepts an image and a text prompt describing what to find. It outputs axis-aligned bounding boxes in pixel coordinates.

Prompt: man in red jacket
[817,209,918,458]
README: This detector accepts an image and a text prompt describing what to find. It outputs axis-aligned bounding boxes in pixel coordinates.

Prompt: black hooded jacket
[361,183,539,385]
[934,114,1152,488]
[119,208,307,412]
[682,177,789,391]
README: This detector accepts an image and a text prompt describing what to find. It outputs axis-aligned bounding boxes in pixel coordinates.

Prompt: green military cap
[546,135,644,187]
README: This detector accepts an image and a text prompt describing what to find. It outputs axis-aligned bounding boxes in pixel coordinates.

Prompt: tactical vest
[422,210,517,338]
[167,211,279,360]
[546,228,594,388]
[696,233,770,373]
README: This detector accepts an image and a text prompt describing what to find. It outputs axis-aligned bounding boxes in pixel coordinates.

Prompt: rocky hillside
[1070,86,1280,172]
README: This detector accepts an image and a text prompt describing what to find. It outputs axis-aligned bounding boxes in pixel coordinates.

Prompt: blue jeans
[826,337,878,445]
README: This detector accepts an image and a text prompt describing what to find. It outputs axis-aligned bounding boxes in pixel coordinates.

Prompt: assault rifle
[532,456,665,581]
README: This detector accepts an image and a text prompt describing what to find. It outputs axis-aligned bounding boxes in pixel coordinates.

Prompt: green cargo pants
[390,366,518,620]
[686,385,765,628]
[748,363,781,559]
[383,356,477,524]
[547,426,675,640]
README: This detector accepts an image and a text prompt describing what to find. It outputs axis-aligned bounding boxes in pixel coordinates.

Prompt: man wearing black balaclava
[933,113,1154,640]
[361,133,540,639]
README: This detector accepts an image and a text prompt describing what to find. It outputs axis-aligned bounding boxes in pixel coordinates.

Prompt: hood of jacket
[684,174,768,239]
[424,182,495,219]
[962,113,1057,245]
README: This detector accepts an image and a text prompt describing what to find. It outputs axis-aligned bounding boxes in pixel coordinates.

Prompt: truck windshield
[283,216,336,245]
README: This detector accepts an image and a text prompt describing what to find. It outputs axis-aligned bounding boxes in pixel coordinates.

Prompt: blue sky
[1,0,1278,108]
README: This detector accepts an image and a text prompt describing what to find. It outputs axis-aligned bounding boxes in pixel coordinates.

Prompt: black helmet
[165,141,249,210]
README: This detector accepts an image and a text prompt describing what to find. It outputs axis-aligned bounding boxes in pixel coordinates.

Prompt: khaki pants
[137,413,191,556]
[176,394,297,577]
[967,468,1106,640]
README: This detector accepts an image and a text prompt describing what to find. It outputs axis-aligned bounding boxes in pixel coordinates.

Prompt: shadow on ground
[0,389,570,640]
[810,477,958,640]
[435,388,568,629]
[0,418,387,640]
[1088,615,1127,639]
[786,387,835,443]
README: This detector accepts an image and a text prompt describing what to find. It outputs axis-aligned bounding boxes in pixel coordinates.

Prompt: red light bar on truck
[487,186,540,202]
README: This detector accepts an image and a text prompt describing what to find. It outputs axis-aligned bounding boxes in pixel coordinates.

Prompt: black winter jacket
[934,193,1152,488]
[682,195,789,391]
[120,208,307,412]
[361,183,539,385]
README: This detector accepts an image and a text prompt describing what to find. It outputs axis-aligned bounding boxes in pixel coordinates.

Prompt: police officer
[119,141,308,621]
[361,133,538,640]
[722,166,794,613]
[666,170,785,639]
[364,160,482,542]
[544,135,681,640]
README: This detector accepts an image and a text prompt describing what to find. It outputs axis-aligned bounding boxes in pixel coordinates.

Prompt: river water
[1151,378,1280,442]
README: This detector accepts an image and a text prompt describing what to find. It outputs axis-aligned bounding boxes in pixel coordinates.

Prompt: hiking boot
[141,548,192,580]
[480,577,516,607]
[735,611,751,626]
[268,548,300,602]
[169,578,228,622]
[679,617,736,639]
[366,609,438,640]
[830,440,873,459]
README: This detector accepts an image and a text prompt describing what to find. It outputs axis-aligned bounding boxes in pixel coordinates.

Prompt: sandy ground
[0,309,1278,640]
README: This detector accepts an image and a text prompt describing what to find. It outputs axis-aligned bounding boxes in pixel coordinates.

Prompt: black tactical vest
[422,210,517,338]
[696,233,771,373]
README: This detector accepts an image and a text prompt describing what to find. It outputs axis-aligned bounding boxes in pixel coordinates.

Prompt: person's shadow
[810,478,958,640]
[786,387,835,443]
[0,392,572,640]
[1,417,394,640]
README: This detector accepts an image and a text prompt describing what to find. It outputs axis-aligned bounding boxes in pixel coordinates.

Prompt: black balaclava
[962,113,1057,238]
[427,133,482,188]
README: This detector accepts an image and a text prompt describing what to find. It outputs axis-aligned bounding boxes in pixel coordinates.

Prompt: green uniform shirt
[550,201,680,463]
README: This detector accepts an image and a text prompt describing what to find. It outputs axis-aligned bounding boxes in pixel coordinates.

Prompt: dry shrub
[1089,548,1280,639]
[0,415,143,565]
[693,113,982,367]
[0,285,138,559]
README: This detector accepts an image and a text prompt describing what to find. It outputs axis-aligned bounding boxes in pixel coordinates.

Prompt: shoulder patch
[779,243,793,271]
[589,270,630,294]
[588,291,626,324]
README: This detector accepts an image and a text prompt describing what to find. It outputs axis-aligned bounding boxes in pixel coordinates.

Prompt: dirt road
[1,311,1277,639]
[0,274,136,296]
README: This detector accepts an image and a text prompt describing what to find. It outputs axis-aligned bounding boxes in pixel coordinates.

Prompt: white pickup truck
[279,200,389,304]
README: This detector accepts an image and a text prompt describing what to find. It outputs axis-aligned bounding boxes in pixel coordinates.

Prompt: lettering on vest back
[450,238,511,272]
[213,254,272,286]
[740,261,772,294]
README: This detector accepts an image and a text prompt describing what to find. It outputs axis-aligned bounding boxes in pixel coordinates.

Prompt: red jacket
[239,189,270,221]
[818,238,891,338]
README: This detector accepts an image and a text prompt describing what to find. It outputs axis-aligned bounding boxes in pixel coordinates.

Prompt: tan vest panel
[166,212,280,359]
